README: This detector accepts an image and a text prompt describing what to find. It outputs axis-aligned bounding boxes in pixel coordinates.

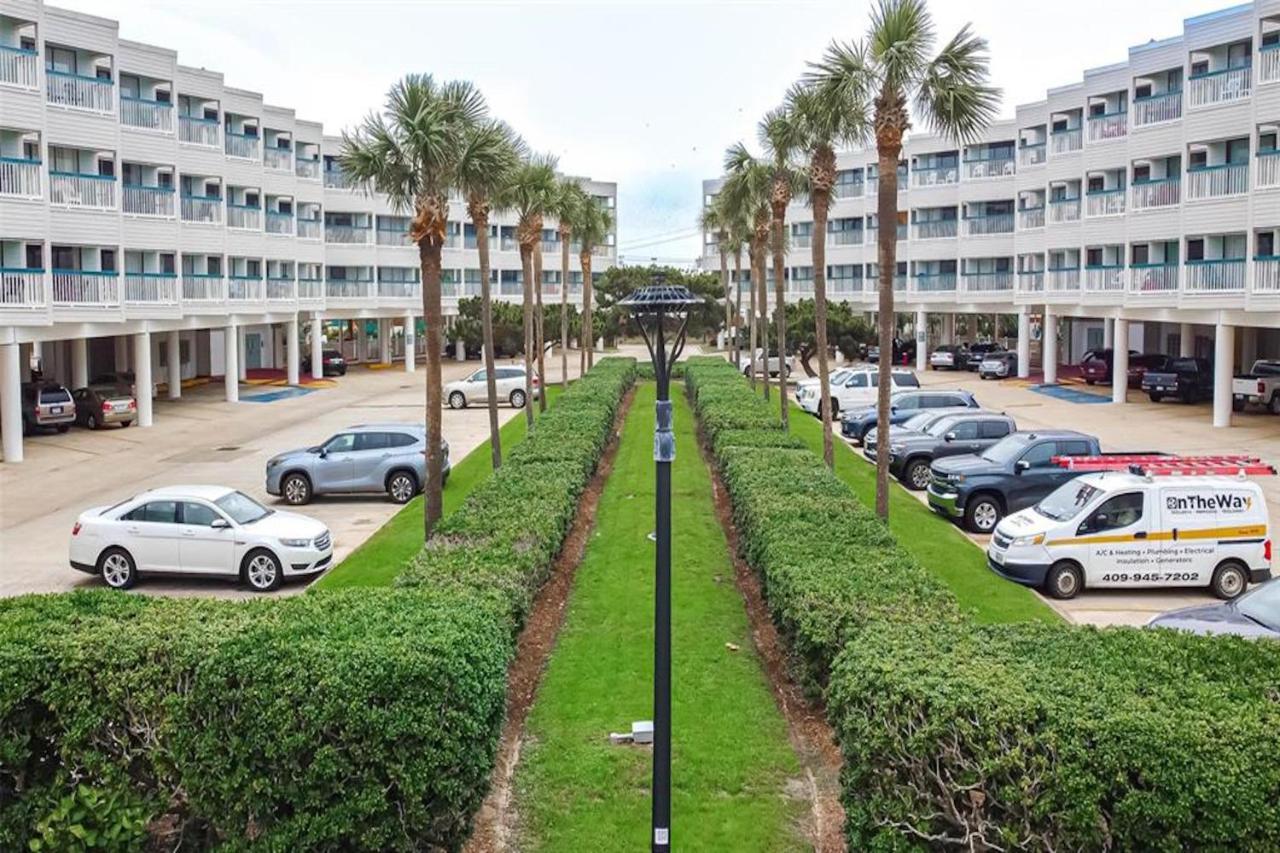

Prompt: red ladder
[1052,455,1276,476]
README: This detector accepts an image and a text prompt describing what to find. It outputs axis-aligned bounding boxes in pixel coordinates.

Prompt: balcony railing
[911,165,959,187]
[962,271,1013,292]
[1133,91,1182,126]
[0,156,42,199]
[1186,163,1248,200]
[1085,188,1125,218]
[179,115,219,147]
[912,272,956,292]
[1016,270,1045,293]
[376,228,411,246]
[865,225,907,243]
[49,171,115,209]
[1129,263,1178,294]
[791,234,812,249]
[378,280,420,299]
[0,44,38,89]
[594,244,612,256]
[225,132,260,161]
[122,184,175,218]
[1187,65,1251,108]
[1184,258,1245,292]
[829,230,862,246]
[1018,143,1046,167]
[1262,44,1280,86]
[964,212,1014,236]
[296,218,320,240]
[0,268,45,309]
[913,219,958,240]
[1017,206,1045,230]
[227,275,265,302]
[323,169,352,189]
[325,223,373,244]
[1254,256,1280,292]
[963,154,1015,180]
[120,96,173,133]
[266,277,295,301]
[828,277,861,294]
[298,277,323,301]
[1049,128,1082,155]
[227,204,262,230]
[181,194,222,224]
[264,147,291,171]
[1256,150,1280,189]
[52,269,118,306]
[1086,111,1127,143]
[833,181,864,199]
[1084,265,1125,292]
[296,158,321,180]
[1130,178,1180,210]
[181,273,224,303]
[1048,198,1081,223]
[326,279,373,299]
[46,69,114,113]
[123,272,178,305]
[1046,267,1080,292]
[266,210,294,235]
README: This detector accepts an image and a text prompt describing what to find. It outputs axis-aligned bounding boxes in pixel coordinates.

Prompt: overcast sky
[64,0,1219,261]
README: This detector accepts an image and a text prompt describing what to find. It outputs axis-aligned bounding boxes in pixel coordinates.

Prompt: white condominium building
[702,1,1280,428]
[0,0,616,462]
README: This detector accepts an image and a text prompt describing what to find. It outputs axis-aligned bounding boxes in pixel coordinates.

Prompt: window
[1081,492,1144,534]
[1186,239,1205,261]
[1226,138,1250,165]
[1058,440,1094,457]
[894,397,920,411]
[947,420,980,440]
[46,47,75,74]
[847,374,868,388]
[1019,443,1057,468]
[980,420,1012,440]
[1132,243,1150,265]
[100,250,116,273]
[386,432,419,449]
[182,502,220,526]
[1133,164,1150,183]
[1261,132,1278,153]
[893,373,920,388]
[25,244,42,269]
[941,394,971,408]
[124,501,178,523]
[323,433,356,453]
[497,367,525,379]
[1134,82,1152,99]
[355,432,391,452]
[1259,232,1276,257]
[469,369,487,382]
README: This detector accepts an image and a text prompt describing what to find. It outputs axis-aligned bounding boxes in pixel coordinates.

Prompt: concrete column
[1103,317,1114,350]
[1042,308,1058,385]
[455,339,465,362]
[1111,319,1129,404]
[379,318,392,364]
[356,322,368,363]
[133,332,153,428]
[236,327,247,381]
[942,313,955,345]
[404,313,415,373]
[1,343,22,463]
[286,316,300,386]
[311,315,324,380]
[167,331,182,399]
[113,336,129,372]
[1241,326,1258,370]
[1017,311,1031,378]
[224,324,239,403]
[915,308,927,370]
[1179,322,1194,357]
[1213,323,1235,428]
[71,338,89,389]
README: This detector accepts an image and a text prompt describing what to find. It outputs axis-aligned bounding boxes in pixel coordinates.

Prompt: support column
[133,332,153,428]
[942,313,955,345]
[1111,319,1129,404]
[915,308,927,370]
[1213,323,1235,428]
[455,339,465,362]
[311,315,324,380]
[224,324,239,403]
[404,313,415,373]
[379,318,392,364]
[1179,322,1194,357]
[356,322,368,364]
[1017,310,1031,379]
[1103,317,1114,350]
[1042,308,1058,385]
[71,338,88,389]
[1,343,22,463]
[167,331,182,399]
[286,316,300,386]
[237,327,247,381]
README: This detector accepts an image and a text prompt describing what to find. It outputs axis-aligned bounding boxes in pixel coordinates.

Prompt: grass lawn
[788,404,1059,624]
[312,387,563,591]
[514,383,805,851]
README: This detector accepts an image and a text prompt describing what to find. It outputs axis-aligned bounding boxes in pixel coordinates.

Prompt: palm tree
[340,74,486,537]
[788,81,869,469]
[698,198,732,357]
[572,197,613,370]
[506,153,559,428]
[720,143,773,402]
[457,118,524,470]
[552,180,589,390]
[810,0,998,518]
[718,198,751,375]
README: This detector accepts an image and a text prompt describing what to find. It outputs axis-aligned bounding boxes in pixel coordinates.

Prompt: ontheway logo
[1165,493,1252,513]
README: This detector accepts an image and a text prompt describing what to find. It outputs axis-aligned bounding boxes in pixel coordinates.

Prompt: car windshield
[901,412,935,431]
[1237,581,1280,632]
[1034,481,1101,521]
[893,373,920,388]
[981,434,1032,464]
[214,490,272,524]
[926,416,962,437]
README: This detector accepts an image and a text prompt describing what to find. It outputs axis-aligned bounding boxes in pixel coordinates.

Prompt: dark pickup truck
[1141,357,1213,404]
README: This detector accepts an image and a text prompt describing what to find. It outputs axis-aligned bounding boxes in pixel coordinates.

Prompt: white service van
[987,471,1272,600]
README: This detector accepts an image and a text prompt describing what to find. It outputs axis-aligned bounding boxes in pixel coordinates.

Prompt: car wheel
[1233,397,1246,413]
[86,413,99,430]
[281,472,312,506]
[243,549,283,592]
[905,459,932,491]
[448,391,467,410]
[510,389,527,409]
[1045,561,1083,600]
[1148,392,1163,403]
[1270,394,1280,416]
[387,470,418,504]
[1211,560,1249,601]
[99,547,136,590]
[964,494,1002,534]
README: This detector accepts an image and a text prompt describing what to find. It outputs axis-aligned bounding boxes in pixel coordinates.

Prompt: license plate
[990,550,1005,565]
[113,403,127,411]
[1156,386,1167,391]
[50,406,63,414]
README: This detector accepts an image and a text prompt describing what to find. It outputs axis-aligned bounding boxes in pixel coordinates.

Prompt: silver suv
[265,424,450,505]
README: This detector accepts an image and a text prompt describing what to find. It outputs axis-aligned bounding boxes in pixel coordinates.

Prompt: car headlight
[948,473,965,484]
[278,537,311,547]
[1010,533,1045,547]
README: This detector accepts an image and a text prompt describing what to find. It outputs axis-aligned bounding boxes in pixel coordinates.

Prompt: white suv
[799,367,919,415]
[445,365,541,409]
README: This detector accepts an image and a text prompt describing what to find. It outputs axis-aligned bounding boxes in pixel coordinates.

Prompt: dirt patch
[693,408,847,853]
[464,385,637,853]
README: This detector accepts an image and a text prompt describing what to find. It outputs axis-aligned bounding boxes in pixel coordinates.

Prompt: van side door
[1074,490,1152,587]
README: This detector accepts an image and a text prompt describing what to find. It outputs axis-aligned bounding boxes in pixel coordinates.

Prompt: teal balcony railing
[1086,109,1127,143]
[49,171,115,209]
[1129,262,1178,294]
[45,68,113,112]
[1186,162,1248,199]
[1130,176,1180,210]
[0,156,42,199]
[123,271,179,305]
[0,267,46,309]
[51,269,119,306]
[1183,258,1245,292]
[179,114,218,147]
[181,272,224,302]
[1133,91,1181,126]
[1187,64,1251,108]
[1084,264,1125,292]
[0,44,38,89]
[961,270,1012,292]
[120,95,174,133]
[122,183,175,217]
[913,271,957,292]
[1085,187,1125,218]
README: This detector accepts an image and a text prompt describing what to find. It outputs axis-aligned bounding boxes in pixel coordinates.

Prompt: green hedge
[0,358,636,852]
[684,356,1280,850]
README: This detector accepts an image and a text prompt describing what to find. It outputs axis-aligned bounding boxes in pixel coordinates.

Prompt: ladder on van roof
[1052,455,1277,476]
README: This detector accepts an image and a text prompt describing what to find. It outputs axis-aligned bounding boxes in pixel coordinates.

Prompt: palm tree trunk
[733,249,744,371]
[755,241,770,402]
[746,247,756,391]
[581,250,594,369]
[874,144,901,520]
[534,240,547,412]
[771,209,789,430]
[718,235,730,353]
[812,186,834,469]
[520,243,535,428]
[475,208,501,469]
[418,236,445,537]
[560,232,570,391]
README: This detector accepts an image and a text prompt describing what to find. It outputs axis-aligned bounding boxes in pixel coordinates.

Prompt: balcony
[227,275,264,302]
[298,277,323,301]
[1129,263,1179,294]
[962,271,1013,293]
[1257,150,1280,189]
[266,277,295,301]
[181,194,222,225]
[264,147,291,171]
[833,180,864,199]
[1085,188,1125,218]
[1262,44,1280,86]
[46,70,113,113]
[378,280,419,300]
[1086,111,1127,144]
[298,218,322,240]
[593,244,611,257]
[1049,128,1082,155]
[181,273,224,303]
[52,269,118,307]
[1187,66,1251,109]
[123,272,178,306]
[49,171,115,209]
[0,267,45,309]
[0,44,38,89]
[829,230,862,246]
[1016,270,1044,293]
[1018,143,1046,168]
[296,158,321,181]
[325,224,372,244]
[1017,206,1045,230]
[178,115,218,147]
[1046,267,1080,292]
[791,234,812,249]
[1084,265,1125,292]
[323,169,352,189]
[911,165,959,187]
[914,219,957,240]
[225,132,260,161]
[265,210,294,235]
[912,272,956,292]
[1130,178,1180,210]
[227,204,261,230]
[1133,92,1182,127]
[0,156,42,199]
[964,212,1013,236]
[1186,163,1248,200]
[1254,256,1280,293]
[1048,198,1081,223]
[120,96,173,133]
[326,278,373,299]
[1184,258,1245,292]
[963,153,1015,180]
[122,184,175,218]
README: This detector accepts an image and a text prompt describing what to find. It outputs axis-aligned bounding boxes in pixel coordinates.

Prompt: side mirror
[1015,459,1030,473]
[211,518,231,530]
[944,432,956,443]
[318,447,328,459]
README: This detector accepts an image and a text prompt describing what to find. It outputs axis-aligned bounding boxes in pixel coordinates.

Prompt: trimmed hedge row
[684,356,1280,851]
[0,357,637,852]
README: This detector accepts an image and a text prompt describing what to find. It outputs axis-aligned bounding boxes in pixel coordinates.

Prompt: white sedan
[445,365,540,410]
[69,485,333,592]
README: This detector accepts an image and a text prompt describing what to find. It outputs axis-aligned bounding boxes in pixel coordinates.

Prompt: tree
[340,74,486,537]
[784,299,874,375]
[570,196,613,370]
[810,0,998,518]
[720,143,773,401]
[697,198,732,356]
[457,118,523,470]
[596,265,724,343]
[552,180,589,390]
[720,198,751,372]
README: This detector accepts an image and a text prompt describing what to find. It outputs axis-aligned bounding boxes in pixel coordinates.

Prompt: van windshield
[1237,581,1280,632]
[1035,481,1101,521]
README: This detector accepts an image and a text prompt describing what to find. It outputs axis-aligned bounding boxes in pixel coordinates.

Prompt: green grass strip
[787,403,1059,624]
[313,387,563,591]
[515,383,805,851]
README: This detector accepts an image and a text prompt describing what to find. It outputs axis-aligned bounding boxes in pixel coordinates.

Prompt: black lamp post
[619,278,702,853]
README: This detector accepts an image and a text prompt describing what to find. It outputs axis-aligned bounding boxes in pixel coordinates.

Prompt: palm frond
[914,24,1001,145]
[867,0,934,96]
[456,119,523,207]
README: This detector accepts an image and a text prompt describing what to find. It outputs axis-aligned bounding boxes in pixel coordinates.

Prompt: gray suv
[878,411,1016,490]
[265,424,450,505]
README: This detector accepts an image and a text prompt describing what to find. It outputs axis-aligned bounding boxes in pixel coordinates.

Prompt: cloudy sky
[64,0,1218,261]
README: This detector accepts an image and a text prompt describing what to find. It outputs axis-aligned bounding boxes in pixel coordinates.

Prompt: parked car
[963,342,1005,371]
[266,424,450,505]
[1232,359,1280,414]
[90,370,158,398]
[861,407,976,456]
[929,344,969,371]
[445,365,540,409]
[840,388,979,442]
[737,348,793,378]
[1078,349,1138,385]
[875,411,1017,490]
[1127,353,1171,388]
[978,351,1018,379]
[1141,357,1213,403]
[72,384,136,430]
[301,349,348,377]
[866,338,915,365]
[819,367,919,419]
[68,485,333,592]
[21,381,75,435]
[1149,579,1279,638]
[794,367,854,396]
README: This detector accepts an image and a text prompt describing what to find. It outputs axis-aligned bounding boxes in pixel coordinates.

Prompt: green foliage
[782,299,875,371]
[595,265,728,344]
[28,784,149,852]
[452,296,582,357]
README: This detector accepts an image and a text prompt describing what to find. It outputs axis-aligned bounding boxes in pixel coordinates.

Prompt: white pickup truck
[1232,360,1280,414]
[737,348,794,379]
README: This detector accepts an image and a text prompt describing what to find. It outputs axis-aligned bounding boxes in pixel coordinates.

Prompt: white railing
[0,157,42,199]
[378,280,420,300]
[120,97,173,133]
[1256,152,1280,189]
[964,213,1014,236]
[52,271,119,306]
[296,158,321,180]
[264,147,291,171]
[1253,257,1280,292]
[1016,270,1044,293]
[1262,47,1280,86]
[227,276,265,302]
[911,166,959,187]
[1186,164,1248,200]
[0,45,38,89]
[914,219,958,240]
[791,235,812,249]
[962,271,1013,292]
[1187,66,1251,108]
[182,274,224,303]
[266,211,294,235]
[298,218,322,240]
[227,205,262,230]
[1184,259,1245,292]
[266,278,296,301]
[833,181,864,199]
[181,195,222,224]
[1017,207,1045,230]
[123,273,179,305]
[0,269,45,308]
[1086,112,1127,143]
[298,278,324,301]
[1018,144,1046,167]
[225,133,260,161]
[1047,198,1081,223]
[1084,266,1126,292]
[1046,268,1080,291]
[1085,190,1125,218]
[122,185,175,218]
[376,228,411,246]
[324,170,352,189]
[179,116,219,147]
[1049,128,1082,155]
[326,279,373,299]
[46,70,114,113]
[964,156,1015,180]
[1133,92,1182,126]
[1129,264,1178,294]
[1130,179,1180,210]
[49,172,116,209]
[594,244,611,256]
[829,230,862,246]
[326,224,372,244]
[911,273,955,292]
